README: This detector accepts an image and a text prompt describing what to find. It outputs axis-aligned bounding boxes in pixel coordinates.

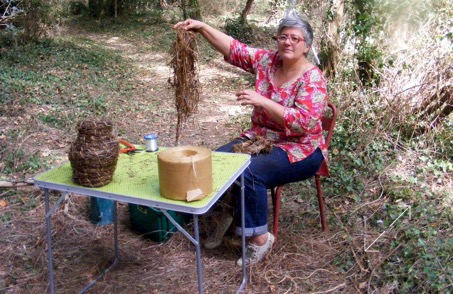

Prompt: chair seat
[316,160,329,177]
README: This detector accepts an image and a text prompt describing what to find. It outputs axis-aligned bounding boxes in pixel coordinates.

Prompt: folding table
[34,150,251,294]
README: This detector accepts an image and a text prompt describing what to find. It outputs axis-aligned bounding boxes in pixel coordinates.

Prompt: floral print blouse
[228,39,329,163]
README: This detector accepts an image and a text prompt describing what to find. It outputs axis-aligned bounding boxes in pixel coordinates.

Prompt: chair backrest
[316,102,338,177]
[322,102,337,147]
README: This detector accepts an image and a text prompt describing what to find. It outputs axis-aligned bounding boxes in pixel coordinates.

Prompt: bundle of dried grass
[233,137,273,155]
[169,28,201,145]
[69,119,119,187]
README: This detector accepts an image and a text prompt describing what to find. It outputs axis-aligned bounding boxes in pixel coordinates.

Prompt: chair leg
[272,186,283,240]
[315,175,328,231]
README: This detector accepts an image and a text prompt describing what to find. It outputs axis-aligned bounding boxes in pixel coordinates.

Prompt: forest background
[0,0,452,293]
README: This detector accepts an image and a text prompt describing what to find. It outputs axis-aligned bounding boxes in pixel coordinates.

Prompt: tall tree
[352,0,383,86]
[88,0,124,18]
[320,0,344,78]
[181,0,202,20]
[240,0,254,26]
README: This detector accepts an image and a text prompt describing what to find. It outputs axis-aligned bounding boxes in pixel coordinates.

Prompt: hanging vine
[169,28,201,145]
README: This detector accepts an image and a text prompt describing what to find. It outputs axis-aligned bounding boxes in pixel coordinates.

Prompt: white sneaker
[204,214,233,249]
[237,232,275,267]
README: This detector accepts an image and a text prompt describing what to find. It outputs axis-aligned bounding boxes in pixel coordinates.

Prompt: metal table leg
[161,211,204,293]
[237,173,247,293]
[79,200,120,293]
[44,189,55,294]
[43,190,120,294]
[161,172,248,294]
[193,214,204,294]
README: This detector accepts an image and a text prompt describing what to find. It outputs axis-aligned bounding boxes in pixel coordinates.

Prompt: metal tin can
[144,134,158,152]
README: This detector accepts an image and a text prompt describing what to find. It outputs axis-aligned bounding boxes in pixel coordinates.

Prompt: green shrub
[224,17,254,44]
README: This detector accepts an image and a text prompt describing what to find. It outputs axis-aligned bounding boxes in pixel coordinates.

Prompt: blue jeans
[216,138,324,237]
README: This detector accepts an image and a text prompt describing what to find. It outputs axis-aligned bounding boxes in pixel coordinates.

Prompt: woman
[173,12,328,266]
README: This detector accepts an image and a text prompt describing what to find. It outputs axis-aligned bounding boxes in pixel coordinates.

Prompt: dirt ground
[0,26,360,294]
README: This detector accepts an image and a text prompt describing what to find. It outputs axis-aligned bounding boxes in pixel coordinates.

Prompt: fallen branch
[309,283,346,294]
[0,179,34,188]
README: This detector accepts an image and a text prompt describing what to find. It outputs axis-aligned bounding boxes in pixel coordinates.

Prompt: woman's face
[276,27,310,62]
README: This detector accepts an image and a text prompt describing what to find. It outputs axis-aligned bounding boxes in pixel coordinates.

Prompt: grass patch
[0,36,138,127]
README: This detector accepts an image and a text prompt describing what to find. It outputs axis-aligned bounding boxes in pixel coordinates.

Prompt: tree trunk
[321,0,344,78]
[181,0,202,20]
[88,0,124,18]
[240,0,254,26]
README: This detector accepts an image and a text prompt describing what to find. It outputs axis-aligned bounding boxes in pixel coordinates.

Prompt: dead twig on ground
[309,283,346,293]
[0,179,34,188]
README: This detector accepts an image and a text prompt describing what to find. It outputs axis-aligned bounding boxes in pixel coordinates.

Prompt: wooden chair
[270,102,338,239]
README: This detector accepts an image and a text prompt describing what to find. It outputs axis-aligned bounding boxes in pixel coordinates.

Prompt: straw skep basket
[69,119,119,188]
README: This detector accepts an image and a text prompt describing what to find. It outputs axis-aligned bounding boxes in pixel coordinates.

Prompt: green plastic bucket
[128,204,189,243]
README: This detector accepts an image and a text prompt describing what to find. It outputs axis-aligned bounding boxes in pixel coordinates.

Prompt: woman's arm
[236,70,328,133]
[173,19,232,59]
[283,81,328,134]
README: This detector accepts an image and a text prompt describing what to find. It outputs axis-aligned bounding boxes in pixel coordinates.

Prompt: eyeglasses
[273,35,305,44]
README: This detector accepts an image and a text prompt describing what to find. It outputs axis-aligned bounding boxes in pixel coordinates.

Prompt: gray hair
[277,11,314,48]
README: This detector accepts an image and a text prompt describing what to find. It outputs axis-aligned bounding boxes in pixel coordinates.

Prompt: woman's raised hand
[173,19,205,32]
[173,19,232,62]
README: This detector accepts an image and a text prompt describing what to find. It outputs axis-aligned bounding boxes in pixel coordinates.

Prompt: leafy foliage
[224,16,254,44]
[0,0,63,46]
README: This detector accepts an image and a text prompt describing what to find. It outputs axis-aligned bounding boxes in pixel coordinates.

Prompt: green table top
[34,150,250,214]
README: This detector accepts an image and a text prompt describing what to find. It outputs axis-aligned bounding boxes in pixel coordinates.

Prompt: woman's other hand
[236,89,285,125]
[236,90,266,107]
[173,19,205,32]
